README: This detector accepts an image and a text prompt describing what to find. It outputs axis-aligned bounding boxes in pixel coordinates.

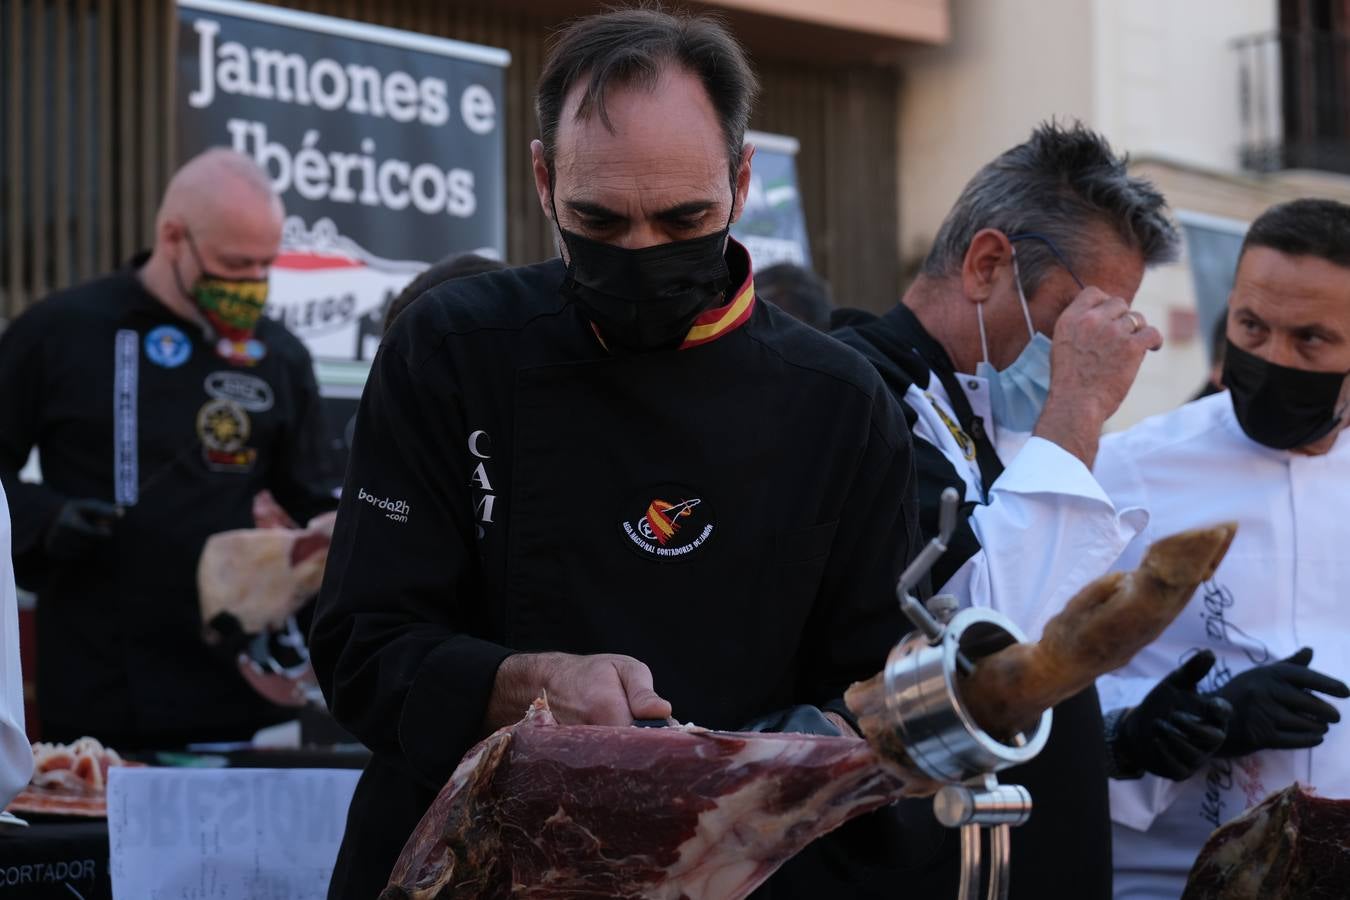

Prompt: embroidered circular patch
[197,398,251,452]
[619,484,716,562]
[196,398,257,473]
[144,325,193,368]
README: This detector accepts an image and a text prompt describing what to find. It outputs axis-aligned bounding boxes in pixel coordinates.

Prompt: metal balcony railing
[1235,30,1350,175]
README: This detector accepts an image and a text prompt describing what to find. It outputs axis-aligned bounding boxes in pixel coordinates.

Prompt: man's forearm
[1033,395,1104,468]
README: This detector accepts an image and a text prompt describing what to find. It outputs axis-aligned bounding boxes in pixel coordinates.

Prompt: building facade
[896,0,1350,426]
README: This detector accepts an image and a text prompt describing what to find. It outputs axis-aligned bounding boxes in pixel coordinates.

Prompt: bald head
[158,148,279,231]
[151,148,283,287]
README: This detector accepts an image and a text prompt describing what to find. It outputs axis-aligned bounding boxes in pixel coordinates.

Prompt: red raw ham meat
[30,737,124,793]
[383,525,1241,899]
[8,737,139,818]
[382,698,927,900]
[1182,785,1350,900]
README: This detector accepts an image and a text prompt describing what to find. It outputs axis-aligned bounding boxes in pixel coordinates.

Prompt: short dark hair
[383,253,507,335]
[535,7,759,185]
[1241,198,1350,268]
[755,263,832,331]
[923,121,1180,293]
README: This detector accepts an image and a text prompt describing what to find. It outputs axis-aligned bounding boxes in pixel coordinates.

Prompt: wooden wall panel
[2,0,901,317]
[756,61,901,310]
[0,0,176,317]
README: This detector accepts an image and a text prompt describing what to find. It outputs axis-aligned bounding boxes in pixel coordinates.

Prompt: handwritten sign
[107,767,360,899]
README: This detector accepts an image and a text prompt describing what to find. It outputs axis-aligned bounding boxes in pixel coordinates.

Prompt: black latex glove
[1114,651,1232,780]
[1210,647,1350,757]
[740,704,841,737]
[43,499,120,562]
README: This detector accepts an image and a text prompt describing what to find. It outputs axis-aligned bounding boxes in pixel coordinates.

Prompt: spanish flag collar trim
[680,270,756,349]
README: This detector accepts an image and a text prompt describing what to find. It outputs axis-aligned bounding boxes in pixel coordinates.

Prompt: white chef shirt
[1092,391,1350,900]
[0,482,32,807]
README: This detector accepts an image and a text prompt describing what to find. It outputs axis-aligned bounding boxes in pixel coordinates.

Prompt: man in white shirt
[1094,198,1350,899]
[833,121,1192,899]
[0,483,33,807]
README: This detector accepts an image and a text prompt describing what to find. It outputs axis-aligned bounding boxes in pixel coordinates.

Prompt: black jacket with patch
[0,264,336,747]
[310,249,922,899]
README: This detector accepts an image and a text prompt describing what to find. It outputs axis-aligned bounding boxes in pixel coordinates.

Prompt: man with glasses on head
[833,122,1187,899]
[0,149,336,751]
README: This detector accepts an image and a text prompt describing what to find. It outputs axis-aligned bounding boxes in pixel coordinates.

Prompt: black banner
[733,130,811,270]
[177,0,509,363]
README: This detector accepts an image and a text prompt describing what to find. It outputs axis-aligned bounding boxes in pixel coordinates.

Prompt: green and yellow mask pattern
[191,277,269,342]
[175,229,272,363]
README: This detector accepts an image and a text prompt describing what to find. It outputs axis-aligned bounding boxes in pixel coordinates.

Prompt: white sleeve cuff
[992,436,1113,505]
[1110,773,1186,832]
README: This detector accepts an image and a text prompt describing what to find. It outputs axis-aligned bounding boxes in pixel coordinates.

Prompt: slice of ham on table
[198,512,336,635]
[8,737,139,818]
[385,524,1238,900]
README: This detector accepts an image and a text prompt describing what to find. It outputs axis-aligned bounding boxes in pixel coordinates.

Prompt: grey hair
[922,121,1180,293]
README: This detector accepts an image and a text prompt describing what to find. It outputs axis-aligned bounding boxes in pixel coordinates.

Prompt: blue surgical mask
[974,250,1053,432]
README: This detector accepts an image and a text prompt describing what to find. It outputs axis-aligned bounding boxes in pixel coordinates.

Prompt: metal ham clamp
[884,488,1049,900]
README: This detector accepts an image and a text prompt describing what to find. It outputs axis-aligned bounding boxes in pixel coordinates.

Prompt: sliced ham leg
[1182,785,1350,899]
[385,524,1237,900]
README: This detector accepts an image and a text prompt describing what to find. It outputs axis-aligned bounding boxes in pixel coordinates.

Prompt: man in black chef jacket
[310,8,920,899]
[0,149,336,749]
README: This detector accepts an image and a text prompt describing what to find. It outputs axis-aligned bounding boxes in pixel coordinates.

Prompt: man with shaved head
[0,148,336,749]
[310,8,919,898]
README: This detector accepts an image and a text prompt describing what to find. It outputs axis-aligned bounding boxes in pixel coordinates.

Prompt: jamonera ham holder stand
[883,488,1048,900]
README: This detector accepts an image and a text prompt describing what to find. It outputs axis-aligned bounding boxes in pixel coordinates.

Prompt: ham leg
[1182,785,1350,899]
[384,524,1236,899]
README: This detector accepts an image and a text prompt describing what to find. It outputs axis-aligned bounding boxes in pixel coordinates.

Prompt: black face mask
[1223,338,1348,450]
[551,185,733,354]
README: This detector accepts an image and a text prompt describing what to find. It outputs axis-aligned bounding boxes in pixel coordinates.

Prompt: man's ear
[530,139,553,222]
[159,217,188,263]
[961,228,1014,304]
[731,143,755,224]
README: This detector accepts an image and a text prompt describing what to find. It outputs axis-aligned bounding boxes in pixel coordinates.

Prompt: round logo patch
[619,485,715,562]
[196,398,257,472]
[197,398,251,452]
[144,325,192,368]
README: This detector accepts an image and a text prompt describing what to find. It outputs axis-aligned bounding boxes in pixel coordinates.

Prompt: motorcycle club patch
[204,371,274,412]
[620,484,715,562]
[196,398,257,472]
